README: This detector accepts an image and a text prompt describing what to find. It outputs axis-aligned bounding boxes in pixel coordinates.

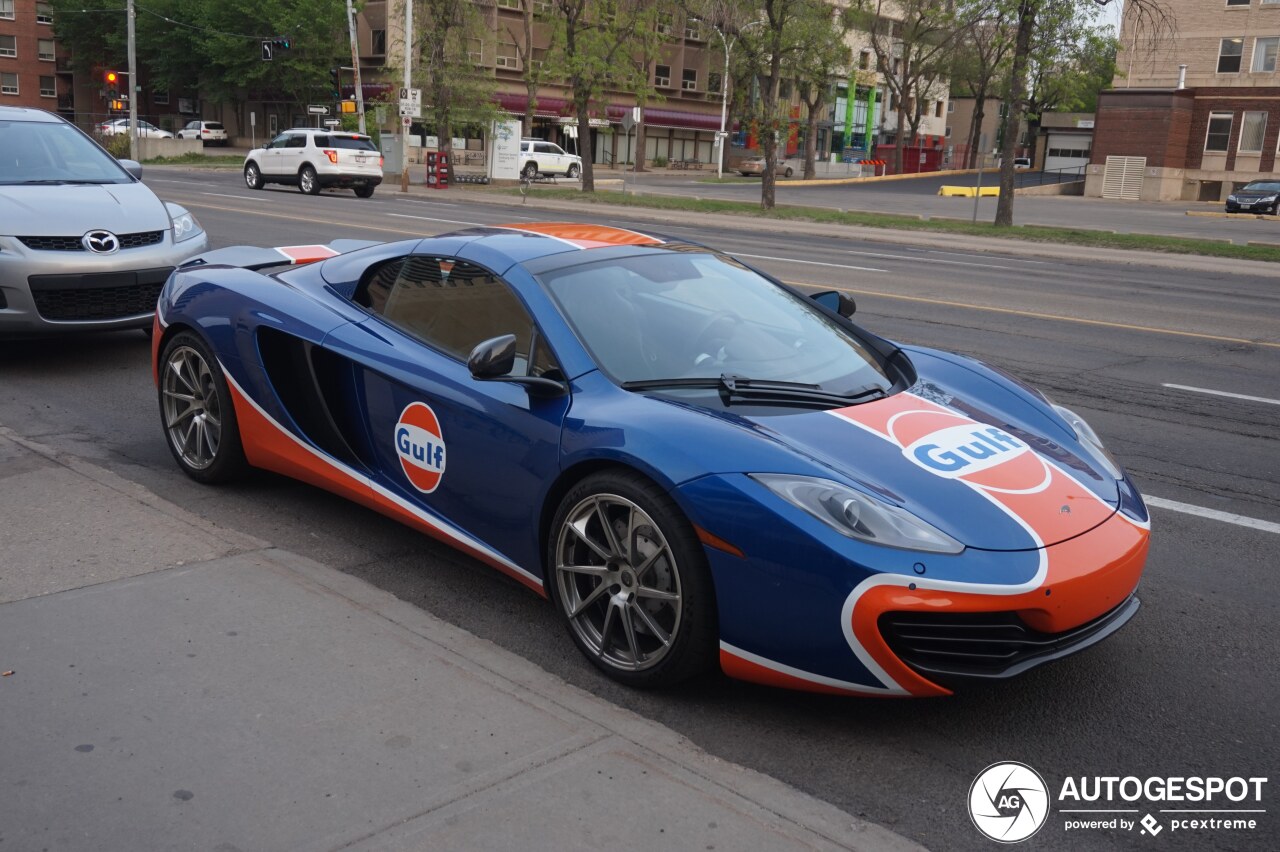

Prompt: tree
[412,0,500,165]
[948,4,1015,168]
[501,0,551,138]
[790,3,855,179]
[545,0,672,191]
[993,0,1170,227]
[1022,25,1117,165]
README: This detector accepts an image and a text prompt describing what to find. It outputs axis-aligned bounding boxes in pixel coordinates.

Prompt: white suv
[519,139,582,179]
[177,120,228,146]
[244,128,383,197]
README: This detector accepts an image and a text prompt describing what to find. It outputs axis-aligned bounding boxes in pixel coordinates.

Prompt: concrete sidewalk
[0,428,922,852]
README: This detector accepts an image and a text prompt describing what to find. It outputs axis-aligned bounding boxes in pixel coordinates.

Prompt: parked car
[519,139,582,179]
[737,156,794,178]
[176,120,228,146]
[1013,156,1033,170]
[97,118,174,139]
[152,222,1149,695]
[0,106,207,334]
[1225,180,1280,215]
[243,128,383,198]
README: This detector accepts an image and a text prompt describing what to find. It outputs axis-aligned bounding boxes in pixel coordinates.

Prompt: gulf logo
[887,409,1050,495]
[395,402,446,494]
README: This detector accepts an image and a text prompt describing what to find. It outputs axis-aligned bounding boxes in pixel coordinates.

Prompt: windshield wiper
[621,374,887,408]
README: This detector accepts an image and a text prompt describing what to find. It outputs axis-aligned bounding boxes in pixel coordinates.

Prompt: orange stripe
[718,649,898,697]
[495,222,663,248]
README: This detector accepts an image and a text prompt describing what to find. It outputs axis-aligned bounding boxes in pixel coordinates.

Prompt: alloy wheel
[161,345,222,470]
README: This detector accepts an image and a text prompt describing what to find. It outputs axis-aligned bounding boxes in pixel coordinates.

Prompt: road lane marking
[390,196,458,207]
[734,253,887,273]
[847,249,1036,271]
[924,249,1049,265]
[385,212,490,227]
[1161,383,1280,406]
[1145,496,1280,535]
[201,192,259,200]
[174,200,463,237]
[781,279,1280,350]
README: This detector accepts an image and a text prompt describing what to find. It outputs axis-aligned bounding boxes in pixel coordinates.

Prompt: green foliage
[99,131,132,159]
[340,114,380,149]
[651,155,668,168]
[413,0,501,152]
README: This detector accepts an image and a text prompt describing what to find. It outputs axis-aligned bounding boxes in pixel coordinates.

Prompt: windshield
[539,250,892,397]
[0,119,133,185]
[1243,181,1280,192]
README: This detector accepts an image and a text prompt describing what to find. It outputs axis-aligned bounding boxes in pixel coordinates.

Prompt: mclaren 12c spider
[152,224,1150,696]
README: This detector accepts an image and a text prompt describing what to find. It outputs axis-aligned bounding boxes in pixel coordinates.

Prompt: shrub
[651,156,668,168]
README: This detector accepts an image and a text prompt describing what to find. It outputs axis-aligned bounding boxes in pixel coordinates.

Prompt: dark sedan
[1225,180,1280,215]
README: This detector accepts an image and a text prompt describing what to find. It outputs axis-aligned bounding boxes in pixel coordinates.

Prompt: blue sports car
[153,223,1150,696]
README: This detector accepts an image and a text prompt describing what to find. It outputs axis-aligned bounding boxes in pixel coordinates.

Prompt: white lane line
[1161,383,1280,406]
[847,249,1028,271]
[732,252,887,273]
[390,196,458,208]
[1145,496,1280,535]
[385,212,489,227]
[924,249,1049,265]
[201,191,259,200]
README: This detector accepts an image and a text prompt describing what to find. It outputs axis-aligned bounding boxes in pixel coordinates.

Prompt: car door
[536,142,561,174]
[322,252,570,578]
[259,132,289,176]
[277,132,307,179]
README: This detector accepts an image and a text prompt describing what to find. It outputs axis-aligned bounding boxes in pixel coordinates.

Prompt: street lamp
[697,17,767,180]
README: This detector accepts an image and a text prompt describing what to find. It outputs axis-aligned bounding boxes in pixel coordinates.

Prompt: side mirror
[467,334,517,379]
[118,159,143,180]
[467,334,567,397]
[810,290,856,318]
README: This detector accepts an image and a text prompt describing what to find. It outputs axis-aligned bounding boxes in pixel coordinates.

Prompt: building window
[1239,111,1267,152]
[36,2,52,24]
[682,68,697,91]
[495,43,520,69]
[654,65,671,87]
[496,0,522,8]
[1219,38,1245,73]
[947,100,955,114]
[0,35,15,57]
[684,21,702,41]
[1205,112,1234,152]
[154,90,169,105]
[707,72,721,94]
[657,14,673,36]
[371,29,386,55]
[39,75,54,97]
[1254,37,1279,72]
[779,79,791,99]
[1,72,17,95]
[945,126,951,138]
[0,0,13,20]
[467,38,483,65]
[1226,0,1250,6]
[935,100,944,118]
[38,39,54,61]
[859,50,871,71]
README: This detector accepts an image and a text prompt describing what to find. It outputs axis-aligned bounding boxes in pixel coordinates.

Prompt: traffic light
[272,37,291,50]
[104,69,119,99]
[328,67,341,100]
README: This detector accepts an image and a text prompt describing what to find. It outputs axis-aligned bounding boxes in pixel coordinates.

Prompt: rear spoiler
[178,239,381,271]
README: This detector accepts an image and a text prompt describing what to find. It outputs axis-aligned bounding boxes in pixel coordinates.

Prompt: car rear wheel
[548,470,717,688]
[522,162,539,179]
[354,185,375,198]
[783,167,794,178]
[244,162,264,190]
[566,163,581,179]
[159,331,247,484]
[299,165,320,195]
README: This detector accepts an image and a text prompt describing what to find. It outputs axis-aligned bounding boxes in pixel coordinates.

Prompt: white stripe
[847,249,1027,272]
[733,252,886,273]
[489,225,581,249]
[385,212,490,227]
[925,249,1049,265]
[222,368,541,586]
[200,191,259,200]
[1145,496,1280,535]
[718,642,884,695]
[389,196,458,207]
[1161,383,1280,406]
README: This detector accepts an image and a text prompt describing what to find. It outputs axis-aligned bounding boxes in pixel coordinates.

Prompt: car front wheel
[566,163,581,179]
[783,167,794,178]
[244,162,264,190]
[548,470,717,688]
[299,165,320,195]
[522,162,539,179]
[159,331,247,484]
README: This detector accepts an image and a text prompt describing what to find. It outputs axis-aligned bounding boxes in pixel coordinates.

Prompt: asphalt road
[3,169,1276,851]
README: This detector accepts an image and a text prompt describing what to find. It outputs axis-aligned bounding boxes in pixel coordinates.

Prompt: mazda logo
[83,230,120,254]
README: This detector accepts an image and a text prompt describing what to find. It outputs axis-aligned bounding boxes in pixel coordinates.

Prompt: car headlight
[750,474,964,554]
[169,209,203,243]
[1227,195,1237,202]
[1048,402,1122,479]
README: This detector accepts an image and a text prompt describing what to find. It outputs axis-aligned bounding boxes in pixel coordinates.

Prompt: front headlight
[1227,195,1237,202]
[1049,402,1122,479]
[750,474,964,554]
[169,208,203,243]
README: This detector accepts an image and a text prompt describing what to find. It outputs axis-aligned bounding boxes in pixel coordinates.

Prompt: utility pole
[400,0,412,192]
[345,0,366,134]
[126,0,137,161]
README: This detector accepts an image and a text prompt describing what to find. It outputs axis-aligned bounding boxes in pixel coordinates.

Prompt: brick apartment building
[1086,0,1280,201]
[0,0,65,113]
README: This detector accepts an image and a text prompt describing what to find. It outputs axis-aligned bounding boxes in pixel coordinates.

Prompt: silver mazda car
[0,106,208,334]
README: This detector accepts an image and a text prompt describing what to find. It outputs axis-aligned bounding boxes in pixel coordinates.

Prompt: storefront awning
[494,93,721,132]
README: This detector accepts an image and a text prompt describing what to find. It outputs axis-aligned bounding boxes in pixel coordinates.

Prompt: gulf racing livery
[152,223,1149,694]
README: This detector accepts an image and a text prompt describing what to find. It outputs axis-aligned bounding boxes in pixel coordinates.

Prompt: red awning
[495,93,720,132]
[638,108,722,132]
[495,92,572,118]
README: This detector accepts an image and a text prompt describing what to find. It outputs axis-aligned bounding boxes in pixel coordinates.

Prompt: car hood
[735,349,1120,551]
[1234,188,1278,197]
[0,181,169,236]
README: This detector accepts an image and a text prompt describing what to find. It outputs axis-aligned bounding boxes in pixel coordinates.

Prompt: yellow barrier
[938,185,999,198]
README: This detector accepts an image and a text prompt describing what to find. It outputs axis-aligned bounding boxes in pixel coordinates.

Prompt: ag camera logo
[969,761,1050,843]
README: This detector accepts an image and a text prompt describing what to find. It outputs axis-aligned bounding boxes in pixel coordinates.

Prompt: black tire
[354,185,375,198]
[244,161,264,190]
[566,163,581,179]
[158,330,248,484]
[522,162,539,179]
[547,469,717,688]
[299,165,320,195]
[783,167,793,178]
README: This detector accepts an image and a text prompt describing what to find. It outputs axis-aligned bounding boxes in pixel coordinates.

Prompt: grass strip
[495,187,1280,263]
[143,153,245,166]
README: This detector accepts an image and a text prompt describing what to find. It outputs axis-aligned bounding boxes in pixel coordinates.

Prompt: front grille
[18,231,166,252]
[27,267,172,321]
[879,595,1139,687]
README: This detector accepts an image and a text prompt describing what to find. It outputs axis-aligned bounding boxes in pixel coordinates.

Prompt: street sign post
[324,118,340,127]
[307,105,329,115]
[398,87,422,118]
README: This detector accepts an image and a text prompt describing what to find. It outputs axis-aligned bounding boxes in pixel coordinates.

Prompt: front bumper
[0,231,209,334]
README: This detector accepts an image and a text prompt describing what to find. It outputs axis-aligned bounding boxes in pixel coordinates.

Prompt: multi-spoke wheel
[549,471,716,687]
[299,165,320,195]
[244,161,264,190]
[158,331,247,483]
